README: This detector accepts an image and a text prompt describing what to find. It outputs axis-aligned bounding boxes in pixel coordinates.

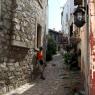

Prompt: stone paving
[4,54,84,95]
[20,54,66,95]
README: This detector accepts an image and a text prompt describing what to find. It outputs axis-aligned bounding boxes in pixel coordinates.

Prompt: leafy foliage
[46,37,57,61]
[63,52,71,64]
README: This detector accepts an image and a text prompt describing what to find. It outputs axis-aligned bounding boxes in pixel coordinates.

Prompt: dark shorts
[39,60,44,65]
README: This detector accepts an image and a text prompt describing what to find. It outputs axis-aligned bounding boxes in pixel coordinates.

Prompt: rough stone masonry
[0,0,48,94]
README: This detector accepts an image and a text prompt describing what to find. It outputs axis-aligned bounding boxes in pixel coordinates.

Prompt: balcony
[70,36,81,44]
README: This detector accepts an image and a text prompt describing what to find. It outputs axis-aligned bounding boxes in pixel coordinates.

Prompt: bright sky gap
[48,0,67,31]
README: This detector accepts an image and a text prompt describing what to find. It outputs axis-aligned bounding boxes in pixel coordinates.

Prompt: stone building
[48,29,64,51]
[0,0,48,94]
[61,0,75,36]
[61,0,84,93]
[61,0,95,95]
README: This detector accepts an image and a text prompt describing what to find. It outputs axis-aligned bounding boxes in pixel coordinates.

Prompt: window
[61,12,63,25]
[0,0,2,30]
[37,24,42,48]
[66,14,68,22]
[70,24,73,37]
[0,0,1,21]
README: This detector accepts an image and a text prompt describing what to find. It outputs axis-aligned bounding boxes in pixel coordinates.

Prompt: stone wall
[0,0,48,94]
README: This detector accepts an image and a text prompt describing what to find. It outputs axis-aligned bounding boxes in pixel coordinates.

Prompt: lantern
[74,7,85,27]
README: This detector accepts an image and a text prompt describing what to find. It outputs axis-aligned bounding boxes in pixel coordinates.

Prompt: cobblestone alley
[5,54,82,95]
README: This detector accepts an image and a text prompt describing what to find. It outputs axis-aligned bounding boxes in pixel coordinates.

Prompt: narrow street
[21,54,65,95]
[5,54,82,95]
[0,0,95,94]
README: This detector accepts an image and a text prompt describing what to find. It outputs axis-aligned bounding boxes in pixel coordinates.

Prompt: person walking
[35,47,46,80]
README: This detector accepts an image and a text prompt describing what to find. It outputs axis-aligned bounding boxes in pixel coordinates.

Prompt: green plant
[46,49,52,61]
[63,52,70,64]
[46,37,57,61]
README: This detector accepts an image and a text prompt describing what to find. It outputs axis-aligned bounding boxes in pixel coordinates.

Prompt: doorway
[37,24,42,48]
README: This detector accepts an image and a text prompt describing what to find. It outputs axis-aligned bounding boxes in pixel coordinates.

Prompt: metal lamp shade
[74,7,85,27]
